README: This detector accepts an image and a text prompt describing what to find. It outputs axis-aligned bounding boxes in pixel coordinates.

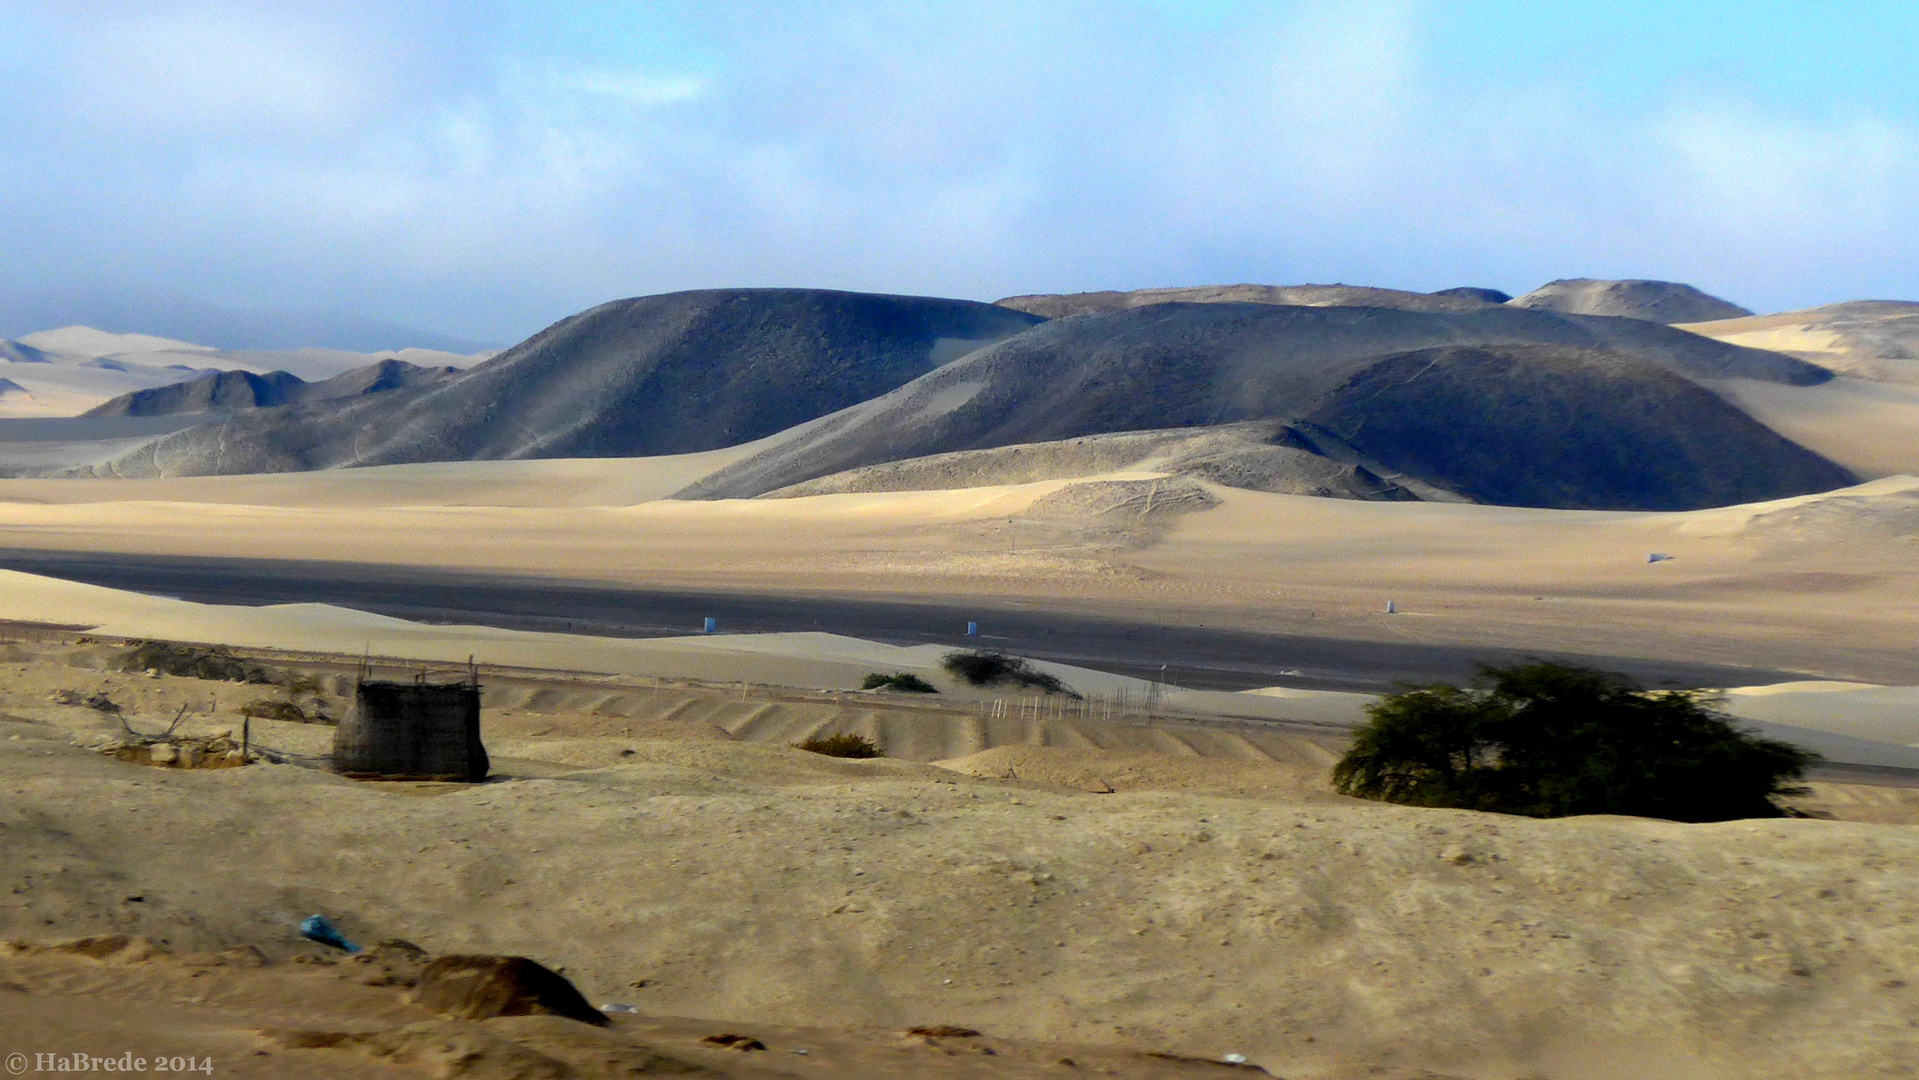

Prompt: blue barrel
[703,617,718,634]
[965,621,979,637]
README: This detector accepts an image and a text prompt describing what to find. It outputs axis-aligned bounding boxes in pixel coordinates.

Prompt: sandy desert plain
[1,286,1919,1079]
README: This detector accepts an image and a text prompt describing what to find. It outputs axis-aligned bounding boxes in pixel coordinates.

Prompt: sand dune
[0,348,211,418]
[0,325,490,419]
[3,514,1919,759]
[1710,375,1919,478]
[1681,301,1919,385]
[764,423,1420,502]
[0,461,1916,685]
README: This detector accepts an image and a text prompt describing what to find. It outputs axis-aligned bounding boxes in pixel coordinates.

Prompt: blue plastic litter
[299,914,361,953]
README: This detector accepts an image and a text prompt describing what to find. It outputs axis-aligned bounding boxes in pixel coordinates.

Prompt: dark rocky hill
[82,360,459,418]
[68,289,1041,476]
[1289,345,1850,510]
[1510,279,1753,323]
[1431,287,1513,303]
[995,283,1496,318]
[680,301,1838,506]
[54,289,1851,512]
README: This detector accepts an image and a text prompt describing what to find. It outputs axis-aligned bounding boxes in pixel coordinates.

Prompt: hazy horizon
[3,1,1915,345]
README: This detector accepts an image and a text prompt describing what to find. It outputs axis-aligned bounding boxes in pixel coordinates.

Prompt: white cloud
[556,68,707,107]
[46,8,388,140]
[1,0,1915,337]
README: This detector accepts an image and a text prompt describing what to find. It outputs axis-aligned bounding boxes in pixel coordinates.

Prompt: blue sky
[1,1,1914,342]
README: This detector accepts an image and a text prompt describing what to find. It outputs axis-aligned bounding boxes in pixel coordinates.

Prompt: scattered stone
[219,945,271,968]
[411,955,608,1026]
[351,939,431,987]
[702,1034,766,1051]
[908,1025,983,1038]
[1440,844,1475,865]
[42,935,163,964]
[94,732,249,770]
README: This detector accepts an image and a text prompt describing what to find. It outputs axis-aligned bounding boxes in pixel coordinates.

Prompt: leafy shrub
[1332,662,1816,822]
[861,672,939,693]
[795,733,883,758]
[940,651,1078,697]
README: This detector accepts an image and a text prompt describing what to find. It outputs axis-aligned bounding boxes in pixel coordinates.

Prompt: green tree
[1332,662,1816,821]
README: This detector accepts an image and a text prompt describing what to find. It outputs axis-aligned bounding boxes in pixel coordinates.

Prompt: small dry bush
[794,733,882,758]
[940,650,1078,697]
[861,672,938,693]
[241,700,312,723]
[118,641,275,684]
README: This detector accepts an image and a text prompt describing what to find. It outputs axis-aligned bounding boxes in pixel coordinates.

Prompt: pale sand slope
[1680,303,1919,385]
[5,562,1917,767]
[0,567,1372,729]
[3,686,1918,1079]
[0,443,764,508]
[0,464,1916,685]
[18,325,490,382]
[1720,681,1919,747]
[0,326,490,418]
[0,352,211,418]
[1710,376,1919,479]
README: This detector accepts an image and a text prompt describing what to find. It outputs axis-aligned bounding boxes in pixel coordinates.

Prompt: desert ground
[0,425,1914,684]
[2,618,1918,1080]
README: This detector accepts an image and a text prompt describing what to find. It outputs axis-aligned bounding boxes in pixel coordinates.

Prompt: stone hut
[333,664,487,782]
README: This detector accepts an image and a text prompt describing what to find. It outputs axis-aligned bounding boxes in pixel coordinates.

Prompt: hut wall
[333,680,487,782]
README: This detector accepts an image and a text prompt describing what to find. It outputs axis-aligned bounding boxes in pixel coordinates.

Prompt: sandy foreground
[1,624,1918,1080]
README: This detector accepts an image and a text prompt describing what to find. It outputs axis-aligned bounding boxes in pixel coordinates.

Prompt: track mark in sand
[955,715,989,758]
[1240,729,1338,767]
[1140,728,1204,757]
[585,691,639,716]
[1195,729,1281,763]
[781,715,839,745]
[844,710,886,748]
[714,702,787,740]
[651,697,704,725]
[1050,721,1105,751]
[516,687,570,712]
[1022,716,1050,747]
